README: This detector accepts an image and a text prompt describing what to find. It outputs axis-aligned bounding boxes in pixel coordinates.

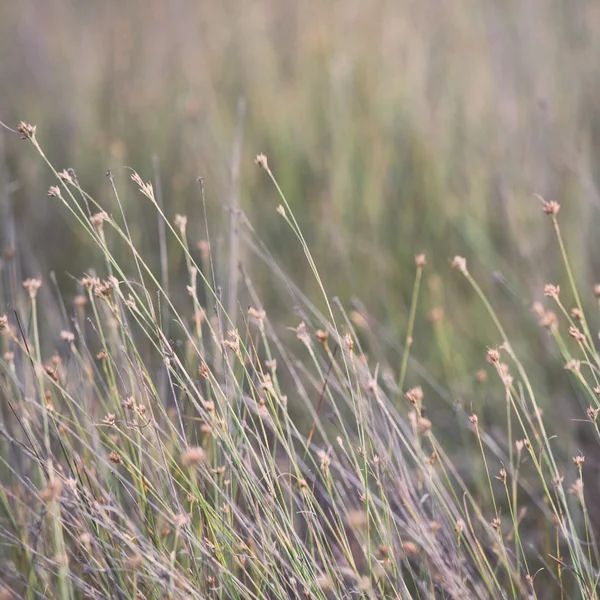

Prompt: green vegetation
[3,2,600,598]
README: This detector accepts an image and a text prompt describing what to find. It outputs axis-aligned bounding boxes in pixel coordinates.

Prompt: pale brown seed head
[451,256,467,273]
[570,307,583,321]
[544,284,560,300]
[415,253,427,267]
[180,446,206,467]
[406,386,424,406]
[541,200,560,216]
[486,348,500,363]
[17,121,36,140]
[23,278,42,299]
[255,153,268,169]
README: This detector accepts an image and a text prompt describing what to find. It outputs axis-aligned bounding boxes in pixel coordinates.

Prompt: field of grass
[3,1,600,598]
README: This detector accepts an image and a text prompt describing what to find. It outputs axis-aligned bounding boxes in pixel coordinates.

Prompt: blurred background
[2,0,600,449]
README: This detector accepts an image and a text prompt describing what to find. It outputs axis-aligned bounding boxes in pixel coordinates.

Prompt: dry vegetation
[3,1,600,598]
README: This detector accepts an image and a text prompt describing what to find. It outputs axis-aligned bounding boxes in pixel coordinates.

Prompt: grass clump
[1,123,600,599]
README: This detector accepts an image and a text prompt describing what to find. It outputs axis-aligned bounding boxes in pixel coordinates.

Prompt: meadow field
[3,1,600,598]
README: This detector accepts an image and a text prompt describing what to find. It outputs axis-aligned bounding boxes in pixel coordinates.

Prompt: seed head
[573,455,585,468]
[569,326,585,343]
[343,332,354,351]
[415,253,427,267]
[451,256,467,274]
[23,278,42,299]
[255,153,268,169]
[486,348,500,363]
[541,199,560,216]
[0,315,7,332]
[570,307,583,321]
[174,214,188,232]
[180,446,206,467]
[544,284,560,300]
[90,212,109,230]
[47,186,61,198]
[540,310,558,330]
[17,121,36,140]
[405,386,424,406]
[315,329,329,344]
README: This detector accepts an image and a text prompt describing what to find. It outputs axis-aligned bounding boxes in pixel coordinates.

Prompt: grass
[3,3,600,597]
[0,122,600,599]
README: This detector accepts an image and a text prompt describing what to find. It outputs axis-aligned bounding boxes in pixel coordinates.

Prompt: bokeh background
[3,0,600,452]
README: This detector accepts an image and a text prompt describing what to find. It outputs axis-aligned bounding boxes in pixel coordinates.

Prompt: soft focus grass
[3,1,600,597]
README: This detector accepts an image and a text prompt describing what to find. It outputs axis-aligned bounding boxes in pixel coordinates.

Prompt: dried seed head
[90,212,109,229]
[101,413,116,427]
[343,332,354,351]
[565,359,581,372]
[315,329,329,344]
[108,451,122,464]
[255,153,268,169]
[248,307,265,321]
[58,169,73,184]
[405,386,424,406]
[531,301,545,319]
[180,446,206,467]
[47,186,61,198]
[451,256,467,273]
[23,278,42,299]
[541,199,560,216]
[295,322,310,345]
[469,413,479,427]
[570,307,583,321]
[573,455,585,468]
[317,450,331,472]
[223,329,241,354]
[174,214,188,232]
[17,121,36,140]
[569,478,584,499]
[544,284,560,300]
[540,310,558,330]
[0,315,7,332]
[498,362,513,388]
[569,326,585,342]
[491,517,501,530]
[276,204,286,217]
[60,330,75,343]
[486,348,500,363]
[496,467,507,484]
[130,172,154,198]
[588,407,600,422]
[418,416,432,434]
[402,541,419,555]
[415,253,427,267]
